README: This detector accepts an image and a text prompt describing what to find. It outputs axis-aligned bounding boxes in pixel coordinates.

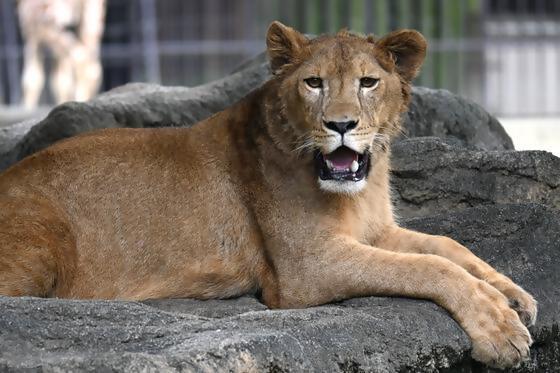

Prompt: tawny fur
[0,21,536,369]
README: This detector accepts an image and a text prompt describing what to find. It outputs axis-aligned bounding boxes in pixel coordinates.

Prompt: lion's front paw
[465,281,533,369]
[491,278,538,327]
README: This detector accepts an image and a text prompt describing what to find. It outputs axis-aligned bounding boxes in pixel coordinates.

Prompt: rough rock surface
[391,137,560,218]
[1,204,558,372]
[0,54,513,170]
[404,88,513,150]
[0,119,39,155]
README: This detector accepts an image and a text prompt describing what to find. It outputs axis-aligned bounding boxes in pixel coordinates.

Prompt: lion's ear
[375,29,427,81]
[266,21,308,74]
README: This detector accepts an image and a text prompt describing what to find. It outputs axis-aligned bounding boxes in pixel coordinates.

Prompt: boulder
[0,54,513,171]
[404,88,513,151]
[0,119,39,155]
[1,203,558,372]
[391,137,560,218]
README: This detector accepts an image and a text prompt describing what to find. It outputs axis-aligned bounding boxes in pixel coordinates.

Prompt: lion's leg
[0,195,77,297]
[376,226,537,326]
[271,237,531,369]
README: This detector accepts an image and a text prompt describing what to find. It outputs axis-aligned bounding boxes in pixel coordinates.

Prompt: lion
[0,22,536,369]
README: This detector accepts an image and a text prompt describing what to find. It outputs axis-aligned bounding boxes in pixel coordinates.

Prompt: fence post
[139,0,161,84]
[1,0,22,105]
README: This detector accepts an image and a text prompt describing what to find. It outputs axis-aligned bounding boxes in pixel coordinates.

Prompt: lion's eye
[360,77,379,89]
[304,77,323,89]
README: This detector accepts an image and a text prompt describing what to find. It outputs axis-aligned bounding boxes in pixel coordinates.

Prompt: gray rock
[0,119,39,155]
[404,87,514,151]
[403,203,560,373]
[391,137,560,218]
[1,203,558,372]
[0,54,513,171]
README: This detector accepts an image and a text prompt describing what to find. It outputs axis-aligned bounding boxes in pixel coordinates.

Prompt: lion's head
[265,21,426,195]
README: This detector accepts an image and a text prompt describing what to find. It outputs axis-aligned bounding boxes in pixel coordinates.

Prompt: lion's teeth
[350,160,359,172]
[326,159,334,169]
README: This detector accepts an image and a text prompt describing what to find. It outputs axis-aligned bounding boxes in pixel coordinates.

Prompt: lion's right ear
[266,21,308,74]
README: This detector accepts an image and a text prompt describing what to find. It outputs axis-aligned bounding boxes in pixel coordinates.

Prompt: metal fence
[1,0,559,117]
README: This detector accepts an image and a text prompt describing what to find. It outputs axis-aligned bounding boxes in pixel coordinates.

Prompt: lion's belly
[16,147,266,299]
[54,180,264,299]
[55,200,263,299]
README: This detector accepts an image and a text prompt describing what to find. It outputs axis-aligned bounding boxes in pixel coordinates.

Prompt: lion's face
[266,22,426,195]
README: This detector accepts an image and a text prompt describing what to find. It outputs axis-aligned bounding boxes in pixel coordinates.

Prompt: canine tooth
[326,159,334,169]
[350,160,359,172]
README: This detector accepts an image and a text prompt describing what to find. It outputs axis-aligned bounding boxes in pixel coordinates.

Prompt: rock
[403,203,560,373]
[1,203,558,372]
[404,87,514,151]
[391,137,560,218]
[0,119,39,155]
[0,54,512,171]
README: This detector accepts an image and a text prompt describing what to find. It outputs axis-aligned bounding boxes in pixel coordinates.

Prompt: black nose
[324,120,358,135]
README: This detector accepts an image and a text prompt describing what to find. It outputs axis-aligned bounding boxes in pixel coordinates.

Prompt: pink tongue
[325,148,358,170]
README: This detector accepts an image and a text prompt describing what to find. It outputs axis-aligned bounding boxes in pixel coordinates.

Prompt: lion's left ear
[375,29,427,81]
[266,21,308,74]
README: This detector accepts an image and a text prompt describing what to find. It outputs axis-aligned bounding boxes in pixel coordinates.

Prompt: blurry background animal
[17,0,106,108]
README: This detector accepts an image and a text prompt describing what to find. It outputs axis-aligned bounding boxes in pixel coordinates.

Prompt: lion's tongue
[325,147,358,171]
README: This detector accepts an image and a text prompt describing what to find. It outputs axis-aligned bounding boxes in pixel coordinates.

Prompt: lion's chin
[318,178,367,195]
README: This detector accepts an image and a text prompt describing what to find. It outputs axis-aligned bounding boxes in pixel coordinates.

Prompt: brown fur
[0,22,536,369]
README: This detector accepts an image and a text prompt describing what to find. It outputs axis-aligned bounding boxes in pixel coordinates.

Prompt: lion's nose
[324,120,358,135]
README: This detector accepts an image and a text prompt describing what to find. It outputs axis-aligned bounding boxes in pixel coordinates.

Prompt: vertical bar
[0,4,5,104]
[202,0,221,84]
[324,0,333,32]
[0,54,4,104]
[339,0,350,29]
[139,0,161,83]
[279,0,289,24]
[129,0,142,84]
[398,0,410,28]
[1,0,21,105]
[517,0,529,115]
[388,0,398,30]
[537,0,551,115]
[242,0,256,57]
[317,0,326,32]
[296,0,307,32]
[434,0,443,88]
[419,0,433,87]
[375,0,389,35]
[483,0,491,113]
[456,0,465,97]
[350,0,366,34]
[364,0,373,34]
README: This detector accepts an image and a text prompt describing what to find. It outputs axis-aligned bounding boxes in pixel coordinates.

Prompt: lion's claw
[493,279,538,327]
[465,281,533,369]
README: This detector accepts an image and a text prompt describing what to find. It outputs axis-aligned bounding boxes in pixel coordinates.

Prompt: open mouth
[314,146,370,182]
